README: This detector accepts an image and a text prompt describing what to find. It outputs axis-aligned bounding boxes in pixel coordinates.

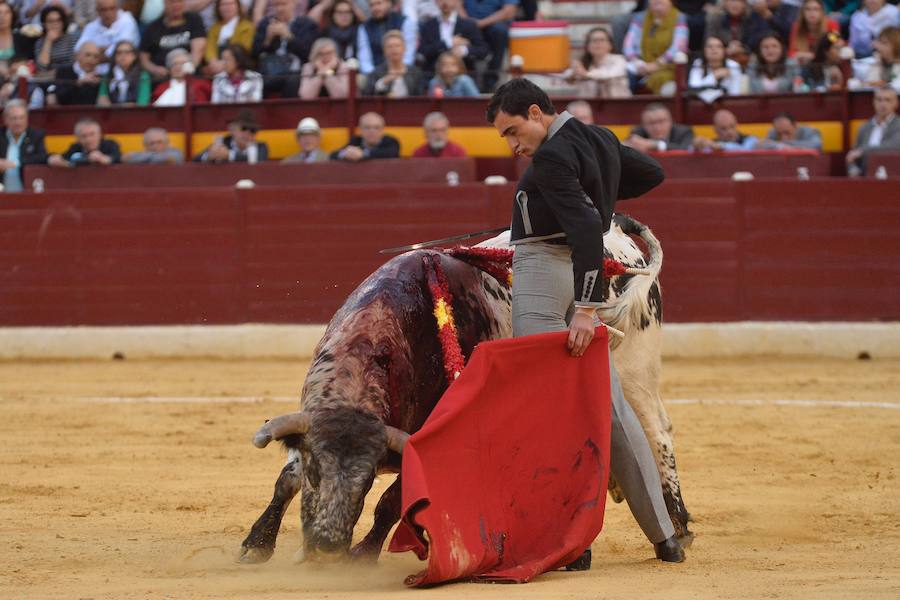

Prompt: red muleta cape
[388,329,612,585]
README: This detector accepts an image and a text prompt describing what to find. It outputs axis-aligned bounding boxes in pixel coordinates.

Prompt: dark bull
[239,214,691,564]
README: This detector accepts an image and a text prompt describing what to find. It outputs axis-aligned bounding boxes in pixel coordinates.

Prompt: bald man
[330,112,401,161]
[693,109,759,152]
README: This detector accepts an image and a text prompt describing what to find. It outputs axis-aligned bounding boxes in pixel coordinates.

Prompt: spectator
[187,0,252,28]
[298,37,350,99]
[623,0,689,95]
[562,26,631,98]
[48,118,122,166]
[357,0,417,75]
[566,99,594,125]
[459,0,516,92]
[49,42,103,105]
[0,100,47,192]
[282,117,329,162]
[140,0,165,26]
[308,0,364,62]
[140,0,207,80]
[152,47,213,104]
[688,35,743,96]
[849,0,898,58]
[419,0,488,76]
[362,29,425,96]
[0,4,35,78]
[195,109,269,163]
[75,0,140,69]
[750,0,800,46]
[97,41,152,105]
[428,50,479,96]
[748,33,796,92]
[693,108,759,151]
[124,127,185,163]
[822,0,859,35]
[203,0,255,77]
[626,102,694,152]
[253,0,311,24]
[705,0,767,64]
[20,0,74,26]
[676,0,717,52]
[853,25,899,90]
[330,111,400,161]
[761,112,823,149]
[34,6,78,76]
[0,57,35,107]
[788,0,839,64]
[803,30,845,89]
[252,0,318,80]
[211,44,263,102]
[412,111,468,157]
[846,86,900,175]
[402,0,442,22]
[73,0,98,30]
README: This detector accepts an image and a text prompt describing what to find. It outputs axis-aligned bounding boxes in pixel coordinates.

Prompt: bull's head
[253,408,408,561]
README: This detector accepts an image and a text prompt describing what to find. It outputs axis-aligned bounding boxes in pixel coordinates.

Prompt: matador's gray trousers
[512,241,675,544]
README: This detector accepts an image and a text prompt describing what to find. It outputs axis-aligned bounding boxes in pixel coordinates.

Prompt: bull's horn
[253,412,311,448]
[385,425,410,455]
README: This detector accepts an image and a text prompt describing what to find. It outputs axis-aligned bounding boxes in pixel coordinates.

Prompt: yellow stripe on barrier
[45,120,852,160]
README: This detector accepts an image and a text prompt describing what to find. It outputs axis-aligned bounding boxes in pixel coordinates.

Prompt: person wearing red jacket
[411,112,468,158]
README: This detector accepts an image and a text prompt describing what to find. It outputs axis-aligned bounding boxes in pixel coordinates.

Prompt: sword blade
[379,226,509,254]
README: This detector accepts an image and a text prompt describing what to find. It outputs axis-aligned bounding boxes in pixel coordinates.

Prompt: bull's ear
[384,425,410,455]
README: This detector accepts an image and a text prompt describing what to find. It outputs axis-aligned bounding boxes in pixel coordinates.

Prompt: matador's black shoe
[564,548,592,571]
[654,535,686,563]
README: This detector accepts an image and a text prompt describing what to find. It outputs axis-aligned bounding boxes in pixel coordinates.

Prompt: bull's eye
[374,352,390,371]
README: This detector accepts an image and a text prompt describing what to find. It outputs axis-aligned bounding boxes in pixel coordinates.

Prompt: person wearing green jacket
[97,41,152,106]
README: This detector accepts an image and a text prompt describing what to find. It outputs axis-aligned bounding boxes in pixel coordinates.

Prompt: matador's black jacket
[510,111,664,307]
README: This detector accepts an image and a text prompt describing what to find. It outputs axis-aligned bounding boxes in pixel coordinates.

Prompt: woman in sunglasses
[97,41,152,106]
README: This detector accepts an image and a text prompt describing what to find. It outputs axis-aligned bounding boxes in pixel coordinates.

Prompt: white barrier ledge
[0,322,898,360]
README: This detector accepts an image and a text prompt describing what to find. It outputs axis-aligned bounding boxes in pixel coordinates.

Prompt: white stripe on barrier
[667,398,900,409]
[6,395,897,409]
[66,396,297,404]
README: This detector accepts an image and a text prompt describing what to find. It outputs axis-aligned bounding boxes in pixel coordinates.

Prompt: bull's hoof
[677,530,694,549]
[237,545,274,564]
[564,548,592,571]
[654,536,685,563]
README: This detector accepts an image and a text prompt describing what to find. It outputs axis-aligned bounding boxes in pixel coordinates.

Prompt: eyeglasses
[115,48,136,54]
[240,125,258,133]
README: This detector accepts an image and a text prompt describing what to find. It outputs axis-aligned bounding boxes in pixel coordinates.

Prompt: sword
[379,226,509,254]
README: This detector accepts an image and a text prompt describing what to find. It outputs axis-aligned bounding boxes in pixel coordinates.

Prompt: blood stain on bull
[238,214,692,566]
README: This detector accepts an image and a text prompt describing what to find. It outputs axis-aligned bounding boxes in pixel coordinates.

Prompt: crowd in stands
[0,0,896,191]
[0,0,892,107]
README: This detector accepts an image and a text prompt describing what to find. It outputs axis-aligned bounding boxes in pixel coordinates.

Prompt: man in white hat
[282,117,329,163]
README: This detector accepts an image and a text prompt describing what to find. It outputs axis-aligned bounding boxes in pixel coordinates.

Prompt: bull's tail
[601,215,664,332]
[614,213,663,279]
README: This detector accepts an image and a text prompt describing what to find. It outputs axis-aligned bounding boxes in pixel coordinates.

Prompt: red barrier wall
[23,158,476,190]
[1,180,898,326]
[516,151,831,180]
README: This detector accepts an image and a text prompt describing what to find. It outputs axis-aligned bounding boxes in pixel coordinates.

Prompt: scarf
[640,7,679,63]
[218,17,239,47]
[328,24,358,60]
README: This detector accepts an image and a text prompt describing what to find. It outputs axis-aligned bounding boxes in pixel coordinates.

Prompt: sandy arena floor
[1,356,898,599]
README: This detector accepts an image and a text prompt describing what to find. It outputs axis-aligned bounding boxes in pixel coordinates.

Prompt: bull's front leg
[349,476,402,562]
[238,455,302,563]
